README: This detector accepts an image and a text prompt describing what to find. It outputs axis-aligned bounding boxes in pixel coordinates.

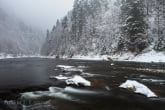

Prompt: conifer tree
[120,0,148,53]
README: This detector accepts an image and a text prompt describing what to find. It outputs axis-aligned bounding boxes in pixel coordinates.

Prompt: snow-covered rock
[66,75,91,86]
[50,75,91,87]
[120,80,157,97]
[57,65,74,69]
[56,65,83,72]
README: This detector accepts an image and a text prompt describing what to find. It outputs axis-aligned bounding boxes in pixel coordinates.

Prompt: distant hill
[0,8,44,55]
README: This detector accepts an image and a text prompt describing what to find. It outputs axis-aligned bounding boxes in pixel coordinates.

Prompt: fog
[0,0,74,30]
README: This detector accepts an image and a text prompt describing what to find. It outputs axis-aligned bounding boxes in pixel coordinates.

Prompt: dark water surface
[0,58,165,110]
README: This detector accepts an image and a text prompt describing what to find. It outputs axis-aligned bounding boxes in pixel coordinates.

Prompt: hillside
[41,0,165,62]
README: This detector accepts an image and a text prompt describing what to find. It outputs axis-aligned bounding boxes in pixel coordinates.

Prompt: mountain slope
[41,0,165,59]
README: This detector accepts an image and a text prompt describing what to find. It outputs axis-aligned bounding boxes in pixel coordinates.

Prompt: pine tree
[120,0,148,53]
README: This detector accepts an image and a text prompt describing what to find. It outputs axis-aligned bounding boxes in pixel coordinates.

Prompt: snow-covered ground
[130,50,165,62]
[69,50,165,63]
[70,55,110,61]
[120,80,157,97]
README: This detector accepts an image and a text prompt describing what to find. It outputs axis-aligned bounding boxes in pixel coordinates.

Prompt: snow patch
[120,80,157,97]
[111,52,134,61]
[71,55,110,61]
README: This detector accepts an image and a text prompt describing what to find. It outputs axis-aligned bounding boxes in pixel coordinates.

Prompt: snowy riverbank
[0,54,55,59]
[0,50,165,63]
[70,50,165,63]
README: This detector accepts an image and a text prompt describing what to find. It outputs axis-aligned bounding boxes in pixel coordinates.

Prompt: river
[0,58,165,110]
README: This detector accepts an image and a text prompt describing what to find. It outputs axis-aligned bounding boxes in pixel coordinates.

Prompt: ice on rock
[120,80,157,97]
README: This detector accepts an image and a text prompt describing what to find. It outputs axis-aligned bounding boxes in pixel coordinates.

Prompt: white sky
[0,0,74,30]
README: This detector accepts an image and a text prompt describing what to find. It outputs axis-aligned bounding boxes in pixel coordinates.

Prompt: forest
[41,0,165,58]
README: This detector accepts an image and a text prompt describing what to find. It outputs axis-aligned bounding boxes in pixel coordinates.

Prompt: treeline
[41,0,165,57]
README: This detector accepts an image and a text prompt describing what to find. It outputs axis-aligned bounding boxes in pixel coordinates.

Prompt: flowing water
[0,58,165,110]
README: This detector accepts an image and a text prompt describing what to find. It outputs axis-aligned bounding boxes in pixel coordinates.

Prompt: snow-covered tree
[120,0,149,53]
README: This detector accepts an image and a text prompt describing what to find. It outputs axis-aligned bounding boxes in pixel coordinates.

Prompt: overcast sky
[0,0,74,30]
